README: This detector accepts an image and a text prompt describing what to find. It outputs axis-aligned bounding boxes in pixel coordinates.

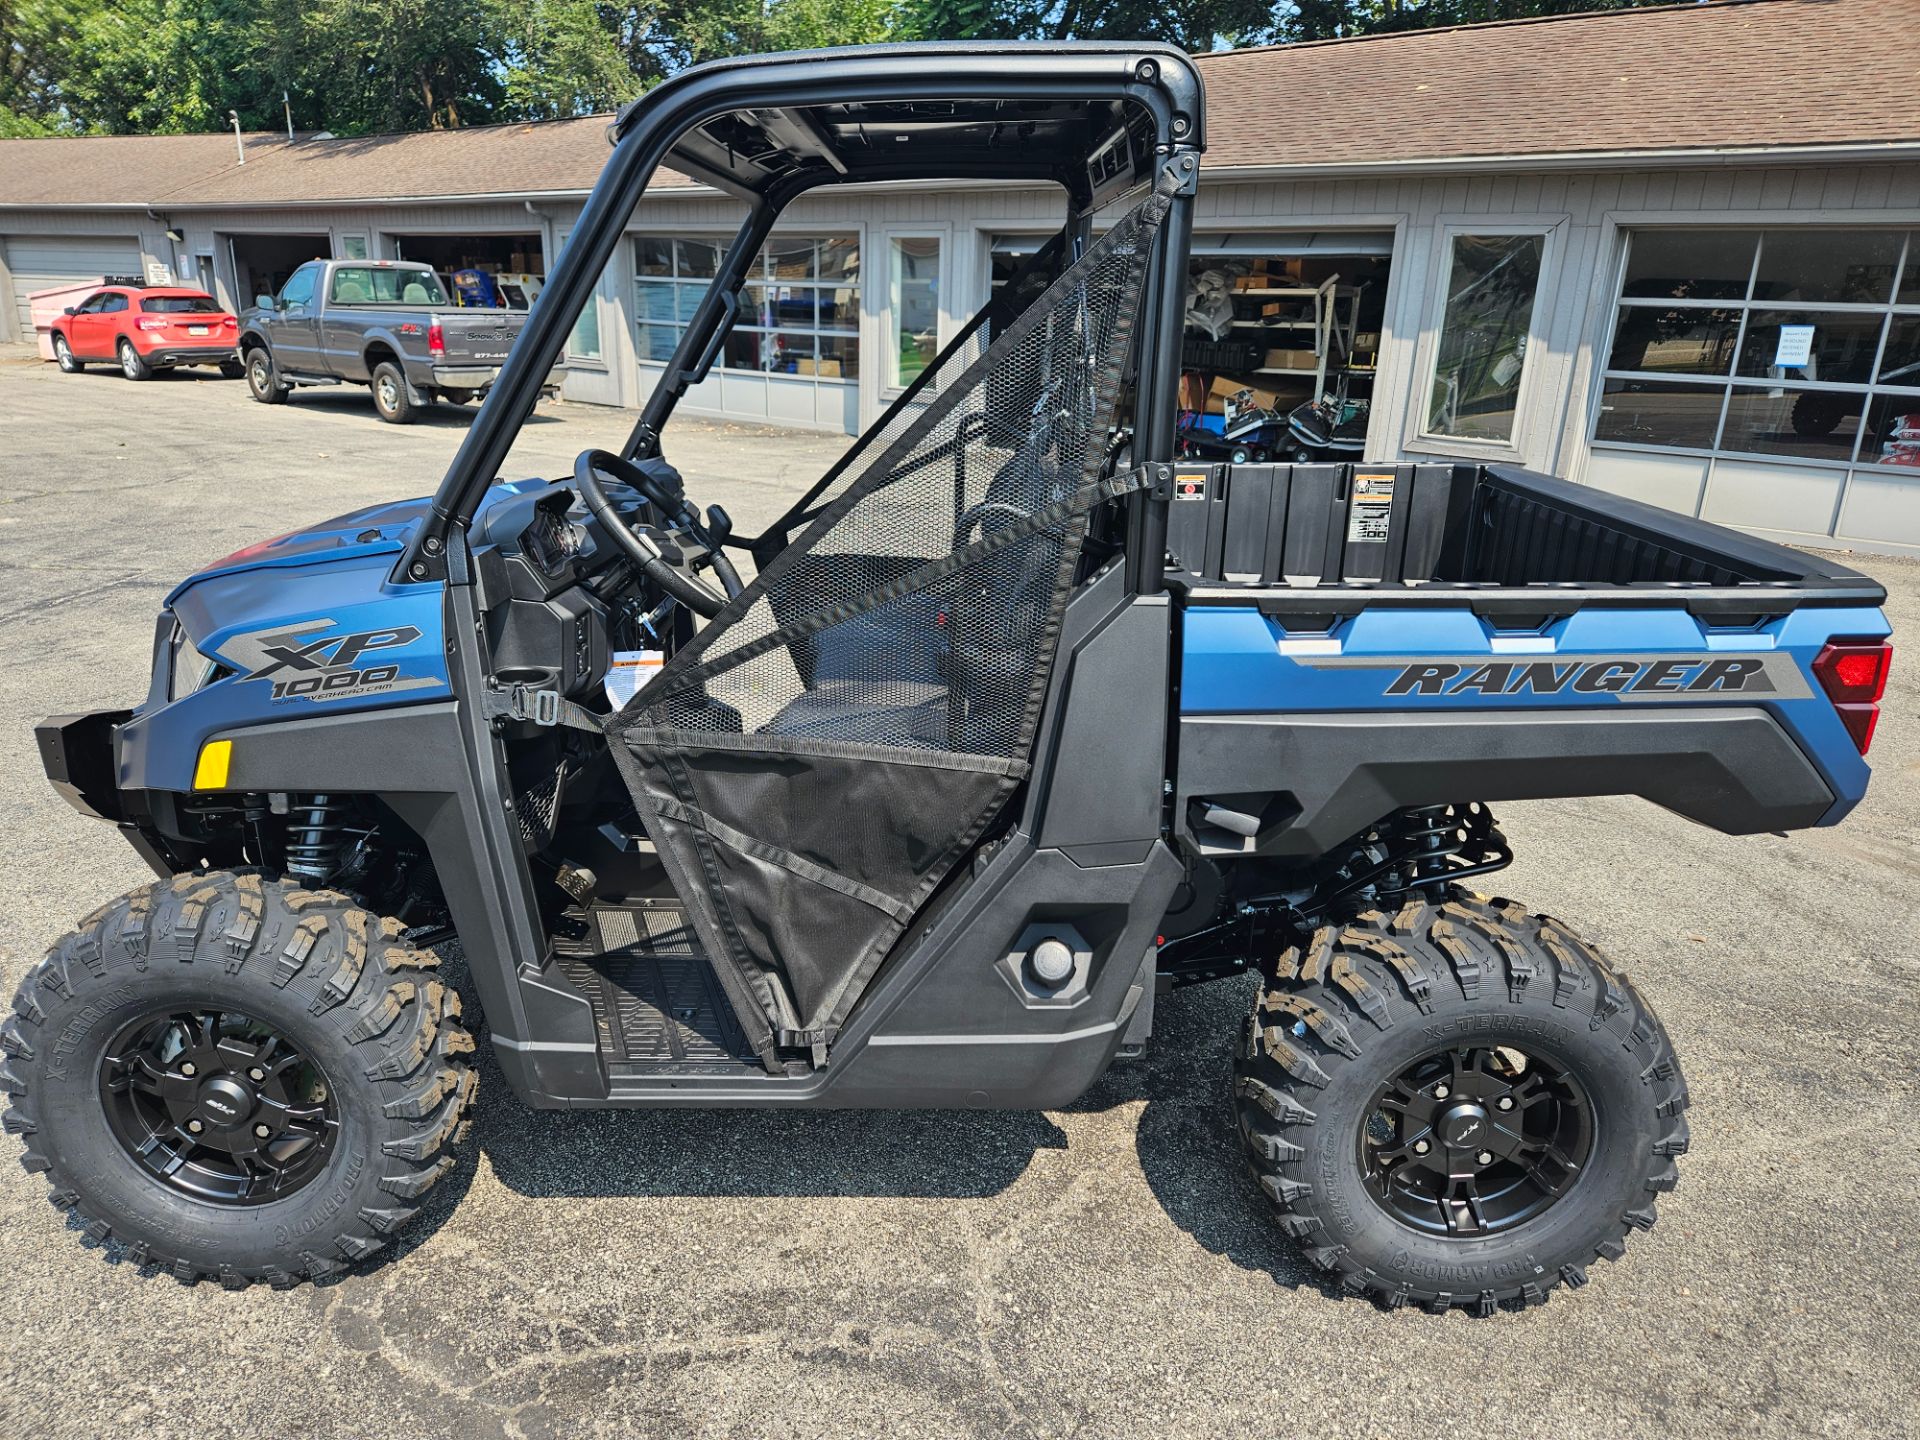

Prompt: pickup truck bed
[1166,462,1889,857]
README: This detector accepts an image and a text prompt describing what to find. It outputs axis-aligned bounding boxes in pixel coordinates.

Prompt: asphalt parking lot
[0,348,1916,1439]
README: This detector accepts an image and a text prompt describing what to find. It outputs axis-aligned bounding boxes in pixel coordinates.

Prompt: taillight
[221,316,237,330]
[135,317,168,331]
[428,319,445,357]
[1812,638,1892,755]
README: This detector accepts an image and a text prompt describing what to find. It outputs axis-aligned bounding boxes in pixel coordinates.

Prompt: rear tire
[117,338,153,381]
[1233,890,1689,1314]
[219,359,245,380]
[245,348,287,404]
[52,334,83,373]
[2,872,477,1288]
[371,361,415,424]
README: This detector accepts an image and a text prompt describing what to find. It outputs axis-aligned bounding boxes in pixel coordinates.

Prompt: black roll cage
[396,41,1204,592]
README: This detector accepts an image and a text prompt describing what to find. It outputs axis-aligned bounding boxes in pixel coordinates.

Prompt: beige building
[2,0,1916,554]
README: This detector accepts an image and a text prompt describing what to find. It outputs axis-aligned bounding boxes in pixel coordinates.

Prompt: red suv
[49,284,241,381]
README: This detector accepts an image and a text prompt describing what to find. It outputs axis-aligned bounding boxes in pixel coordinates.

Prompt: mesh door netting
[608,187,1171,1058]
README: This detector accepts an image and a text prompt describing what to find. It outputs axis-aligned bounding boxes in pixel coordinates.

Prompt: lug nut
[249,1068,266,1082]
[1433,1084,1450,1100]
[1412,1139,1431,1155]
[1477,1150,1494,1166]
[180,1062,197,1077]
[186,1119,203,1133]
[254,1124,271,1139]
[1496,1096,1515,1111]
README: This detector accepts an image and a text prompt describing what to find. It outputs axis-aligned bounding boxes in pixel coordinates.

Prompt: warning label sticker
[1173,471,1209,502]
[1347,471,1396,544]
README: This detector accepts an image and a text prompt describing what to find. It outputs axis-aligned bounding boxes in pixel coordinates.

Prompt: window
[634,233,859,378]
[329,266,447,305]
[99,293,129,314]
[1425,232,1546,443]
[278,265,318,307]
[560,230,601,362]
[339,235,369,261]
[888,236,941,388]
[141,294,220,314]
[1594,228,1920,470]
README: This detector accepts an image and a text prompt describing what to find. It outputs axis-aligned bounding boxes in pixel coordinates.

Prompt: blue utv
[9,44,1894,1313]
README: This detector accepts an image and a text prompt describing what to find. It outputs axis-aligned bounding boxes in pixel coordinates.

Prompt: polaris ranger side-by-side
[12,45,1893,1312]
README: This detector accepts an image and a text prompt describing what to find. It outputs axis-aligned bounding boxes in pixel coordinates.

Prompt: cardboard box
[1232,275,1267,292]
[795,357,843,378]
[1179,371,1209,413]
[1208,374,1283,415]
[1263,347,1319,372]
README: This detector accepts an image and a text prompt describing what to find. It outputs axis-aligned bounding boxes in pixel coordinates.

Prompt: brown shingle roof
[1195,0,1919,170]
[0,0,1912,210]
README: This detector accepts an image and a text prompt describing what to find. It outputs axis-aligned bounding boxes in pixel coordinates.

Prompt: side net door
[608,187,1171,1061]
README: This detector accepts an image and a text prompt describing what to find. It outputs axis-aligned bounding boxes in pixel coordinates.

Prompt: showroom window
[634,233,859,379]
[1593,228,1920,469]
[887,236,941,388]
[1425,231,1547,444]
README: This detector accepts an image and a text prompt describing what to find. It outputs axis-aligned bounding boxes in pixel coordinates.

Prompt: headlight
[168,624,221,700]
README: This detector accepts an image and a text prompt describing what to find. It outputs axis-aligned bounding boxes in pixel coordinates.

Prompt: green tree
[495,0,642,121]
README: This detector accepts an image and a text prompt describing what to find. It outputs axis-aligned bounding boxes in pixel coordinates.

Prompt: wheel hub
[1437,1101,1491,1151]
[194,1075,255,1130]
[1359,1043,1594,1237]
[100,1008,339,1206]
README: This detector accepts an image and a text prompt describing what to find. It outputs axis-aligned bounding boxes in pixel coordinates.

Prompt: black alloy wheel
[101,1007,339,1207]
[1359,1042,1593,1237]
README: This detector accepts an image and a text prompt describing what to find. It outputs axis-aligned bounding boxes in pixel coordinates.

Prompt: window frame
[632,229,862,383]
[1588,225,1920,477]
[559,227,606,369]
[1413,217,1565,458]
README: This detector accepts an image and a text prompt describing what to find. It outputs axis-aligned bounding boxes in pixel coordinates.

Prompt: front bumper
[37,709,130,822]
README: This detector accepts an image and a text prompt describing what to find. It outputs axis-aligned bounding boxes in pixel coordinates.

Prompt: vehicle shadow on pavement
[1070,976,1343,1301]
[366,955,1336,1300]
[282,391,565,427]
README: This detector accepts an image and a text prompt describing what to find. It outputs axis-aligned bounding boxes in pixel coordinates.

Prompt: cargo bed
[1164,461,1886,620]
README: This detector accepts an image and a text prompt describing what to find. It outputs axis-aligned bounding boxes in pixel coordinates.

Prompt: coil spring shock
[285,794,347,880]
[1325,802,1512,909]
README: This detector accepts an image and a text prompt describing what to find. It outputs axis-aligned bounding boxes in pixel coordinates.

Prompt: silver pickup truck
[237,258,536,423]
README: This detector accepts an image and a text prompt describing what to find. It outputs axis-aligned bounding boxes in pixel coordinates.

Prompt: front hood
[167,479,549,603]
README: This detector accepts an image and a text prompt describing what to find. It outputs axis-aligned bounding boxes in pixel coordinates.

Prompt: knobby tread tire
[1234,889,1690,1314]
[4,871,477,1289]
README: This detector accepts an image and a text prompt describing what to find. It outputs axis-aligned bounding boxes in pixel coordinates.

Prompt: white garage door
[5,235,142,339]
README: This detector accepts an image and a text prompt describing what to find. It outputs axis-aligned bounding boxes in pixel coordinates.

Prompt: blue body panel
[1180,601,1891,825]
[122,481,550,794]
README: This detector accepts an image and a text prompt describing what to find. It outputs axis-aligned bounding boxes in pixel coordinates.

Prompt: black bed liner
[1166,462,1885,623]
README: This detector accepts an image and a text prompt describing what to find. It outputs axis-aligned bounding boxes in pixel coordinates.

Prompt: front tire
[53,334,83,373]
[117,338,154,381]
[1234,891,1689,1314]
[371,361,415,424]
[245,348,287,404]
[2,873,477,1288]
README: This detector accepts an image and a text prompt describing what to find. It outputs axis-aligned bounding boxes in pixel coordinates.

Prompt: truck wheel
[53,334,84,373]
[371,362,416,424]
[2,872,477,1288]
[245,348,286,404]
[117,339,154,381]
[1233,891,1689,1314]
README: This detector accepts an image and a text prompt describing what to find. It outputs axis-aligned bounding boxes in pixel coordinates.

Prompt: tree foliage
[0,0,1682,137]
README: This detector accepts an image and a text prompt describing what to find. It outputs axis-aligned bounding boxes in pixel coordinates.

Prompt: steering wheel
[571,449,743,618]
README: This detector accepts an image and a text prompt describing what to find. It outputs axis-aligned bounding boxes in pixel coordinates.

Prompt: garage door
[5,235,141,339]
